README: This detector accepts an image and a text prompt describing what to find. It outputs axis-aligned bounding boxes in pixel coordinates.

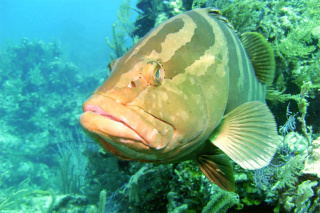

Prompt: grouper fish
[80,8,279,191]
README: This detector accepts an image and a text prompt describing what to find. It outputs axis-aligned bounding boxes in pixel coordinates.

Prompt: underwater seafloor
[0,0,319,212]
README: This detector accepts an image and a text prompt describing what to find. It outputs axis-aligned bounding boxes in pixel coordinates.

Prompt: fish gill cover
[0,0,319,212]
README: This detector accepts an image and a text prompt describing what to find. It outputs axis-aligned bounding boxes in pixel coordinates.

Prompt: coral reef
[133,0,188,38]
[132,0,319,133]
[127,0,320,212]
[304,136,320,178]
[0,38,105,146]
[0,0,319,212]
[106,0,139,61]
[0,39,107,211]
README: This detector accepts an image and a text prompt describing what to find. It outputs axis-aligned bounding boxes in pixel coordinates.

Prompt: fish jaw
[80,94,174,159]
[80,110,144,143]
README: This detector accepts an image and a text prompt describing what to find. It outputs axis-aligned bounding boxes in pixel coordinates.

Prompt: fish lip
[83,104,121,122]
[82,104,148,146]
[80,95,174,150]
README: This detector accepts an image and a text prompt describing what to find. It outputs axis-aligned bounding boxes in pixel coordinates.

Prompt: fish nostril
[128,81,136,89]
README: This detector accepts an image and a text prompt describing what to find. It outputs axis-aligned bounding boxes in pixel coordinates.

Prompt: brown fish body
[80,8,279,191]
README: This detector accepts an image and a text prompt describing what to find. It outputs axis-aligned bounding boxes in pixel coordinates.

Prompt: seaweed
[106,0,138,61]
[202,189,240,213]
[98,189,106,213]
[0,172,27,211]
[280,180,319,213]
[106,22,128,61]
[273,154,306,190]
[123,165,156,203]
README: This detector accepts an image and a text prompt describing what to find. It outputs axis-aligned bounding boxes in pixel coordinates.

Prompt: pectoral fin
[209,101,279,170]
[196,146,235,192]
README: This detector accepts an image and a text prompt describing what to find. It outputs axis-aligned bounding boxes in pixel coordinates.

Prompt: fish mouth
[80,94,174,151]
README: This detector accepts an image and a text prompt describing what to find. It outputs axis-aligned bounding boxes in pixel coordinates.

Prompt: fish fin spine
[196,148,235,191]
[241,32,275,85]
[209,101,279,170]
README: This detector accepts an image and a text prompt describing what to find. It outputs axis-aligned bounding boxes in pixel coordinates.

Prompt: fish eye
[154,69,161,83]
[142,61,164,86]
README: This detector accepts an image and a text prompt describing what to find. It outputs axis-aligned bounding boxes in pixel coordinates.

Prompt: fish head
[80,10,229,162]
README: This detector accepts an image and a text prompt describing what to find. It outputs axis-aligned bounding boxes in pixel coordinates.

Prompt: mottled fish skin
[80,8,267,164]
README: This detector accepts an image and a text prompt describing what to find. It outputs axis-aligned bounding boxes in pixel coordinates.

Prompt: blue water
[0,0,137,71]
[0,1,141,212]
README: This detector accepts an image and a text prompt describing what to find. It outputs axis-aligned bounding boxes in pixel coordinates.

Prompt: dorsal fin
[207,8,235,29]
[108,58,120,71]
[241,32,275,85]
